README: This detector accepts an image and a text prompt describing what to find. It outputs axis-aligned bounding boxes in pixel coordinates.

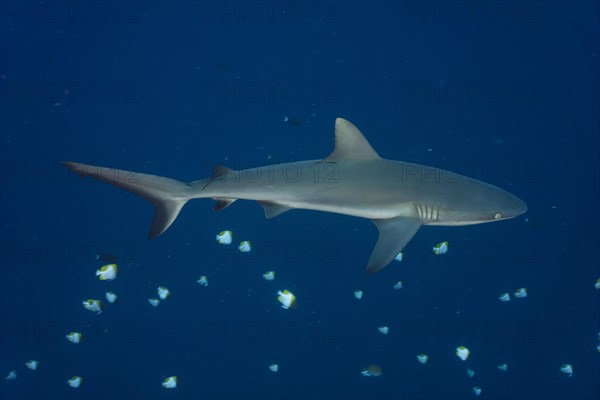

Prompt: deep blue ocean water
[1,1,599,399]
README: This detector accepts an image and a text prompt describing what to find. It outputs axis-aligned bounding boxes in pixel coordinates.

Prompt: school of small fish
[5,234,595,397]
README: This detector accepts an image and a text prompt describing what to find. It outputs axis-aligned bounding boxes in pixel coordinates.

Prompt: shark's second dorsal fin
[202,165,235,190]
[324,118,381,162]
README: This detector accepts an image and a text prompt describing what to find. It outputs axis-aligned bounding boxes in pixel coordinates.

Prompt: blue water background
[1,1,598,399]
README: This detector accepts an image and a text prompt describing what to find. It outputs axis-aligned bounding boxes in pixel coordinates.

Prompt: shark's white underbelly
[279,199,417,220]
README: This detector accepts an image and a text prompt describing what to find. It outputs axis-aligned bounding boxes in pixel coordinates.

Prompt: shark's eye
[494,212,503,220]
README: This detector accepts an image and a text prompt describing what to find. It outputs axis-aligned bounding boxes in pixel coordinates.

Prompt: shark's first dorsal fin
[324,118,381,162]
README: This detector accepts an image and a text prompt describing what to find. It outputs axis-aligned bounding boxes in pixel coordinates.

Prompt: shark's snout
[506,193,527,218]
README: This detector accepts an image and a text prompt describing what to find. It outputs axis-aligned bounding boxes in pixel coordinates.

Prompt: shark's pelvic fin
[325,118,381,161]
[367,217,422,274]
[213,198,237,211]
[63,162,192,239]
[258,200,293,219]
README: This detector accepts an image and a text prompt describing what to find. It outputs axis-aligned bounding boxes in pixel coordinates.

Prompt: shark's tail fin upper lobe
[63,162,193,239]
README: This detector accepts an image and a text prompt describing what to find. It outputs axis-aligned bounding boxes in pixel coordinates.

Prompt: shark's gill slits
[415,203,439,222]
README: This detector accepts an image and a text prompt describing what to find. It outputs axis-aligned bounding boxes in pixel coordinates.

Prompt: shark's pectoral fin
[366,217,422,274]
[258,200,293,219]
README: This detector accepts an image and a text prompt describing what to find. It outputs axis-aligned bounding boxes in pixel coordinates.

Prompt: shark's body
[64,118,527,273]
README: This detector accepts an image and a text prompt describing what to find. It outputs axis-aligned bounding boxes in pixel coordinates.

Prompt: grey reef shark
[64,118,527,274]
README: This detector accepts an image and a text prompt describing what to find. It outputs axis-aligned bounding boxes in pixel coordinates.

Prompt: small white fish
[157,286,170,300]
[5,370,17,380]
[417,354,429,364]
[394,252,403,262]
[360,365,382,377]
[238,241,251,252]
[497,363,508,371]
[197,275,208,286]
[216,230,232,244]
[95,263,117,281]
[148,298,161,307]
[514,288,528,298]
[354,290,363,300]
[105,292,118,303]
[595,278,600,289]
[269,364,279,372]
[393,281,403,290]
[277,289,296,309]
[262,271,275,281]
[466,368,475,378]
[456,346,470,361]
[473,386,482,396]
[162,376,177,388]
[82,299,103,314]
[560,364,573,377]
[25,360,39,370]
[432,241,448,255]
[499,293,511,302]
[378,326,389,335]
[66,332,82,344]
[67,376,82,388]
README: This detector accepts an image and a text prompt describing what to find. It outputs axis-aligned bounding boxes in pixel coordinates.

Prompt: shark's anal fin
[258,200,292,219]
[367,217,422,274]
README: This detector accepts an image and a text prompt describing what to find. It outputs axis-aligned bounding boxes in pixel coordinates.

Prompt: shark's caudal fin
[63,162,192,239]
